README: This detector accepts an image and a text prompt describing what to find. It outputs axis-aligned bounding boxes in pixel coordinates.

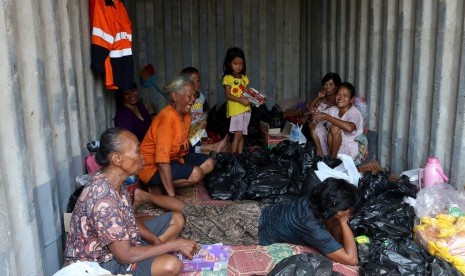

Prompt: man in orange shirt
[138,75,215,196]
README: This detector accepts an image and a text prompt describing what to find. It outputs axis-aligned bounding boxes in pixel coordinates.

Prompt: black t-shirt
[258,196,342,255]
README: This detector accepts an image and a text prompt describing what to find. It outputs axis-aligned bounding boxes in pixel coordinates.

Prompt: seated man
[133,177,361,266]
[138,75,215,196]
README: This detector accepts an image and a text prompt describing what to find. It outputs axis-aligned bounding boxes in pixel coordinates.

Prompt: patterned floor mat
[180,243,358,275]
[136,185,358,276]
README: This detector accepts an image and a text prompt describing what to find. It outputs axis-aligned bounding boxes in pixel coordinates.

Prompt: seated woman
[134,177,361,266]
[307,72,342,113]
[65,127,200,276]
[114,83,152,142]
[138,75,216,197]
[309,82,364,159]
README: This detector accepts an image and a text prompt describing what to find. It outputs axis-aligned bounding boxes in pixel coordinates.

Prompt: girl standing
[222,47,251,154]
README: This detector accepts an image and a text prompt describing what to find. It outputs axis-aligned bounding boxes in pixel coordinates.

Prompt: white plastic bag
[54,261,111,276]
[289,123,307,144]
[314,153,361,186]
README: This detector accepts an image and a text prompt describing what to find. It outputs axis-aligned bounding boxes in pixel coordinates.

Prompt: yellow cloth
[223,74,251,117]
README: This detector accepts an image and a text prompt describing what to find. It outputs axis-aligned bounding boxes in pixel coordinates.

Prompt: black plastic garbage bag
[268,253,343,276]
[246,165,293,199]
[66,185,85,213]
[358,171,418,202]
[206,153,248,200]
[357,230,462,275]
[429,257,463,276]
[299,169,321,196]
[236,148,272,174]
[271,140,302,168]
[206,103,229,136]
[350,191,416,241]
[311,155,342,170]
[269,104,285,129]
[299,141,316,170]
[351,172,462,276]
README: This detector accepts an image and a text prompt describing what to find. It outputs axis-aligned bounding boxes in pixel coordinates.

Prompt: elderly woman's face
[118,131,144,175]
[176,83,196,114]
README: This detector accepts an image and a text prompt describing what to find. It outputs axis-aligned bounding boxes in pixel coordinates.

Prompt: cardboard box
[242,88,266,107]
[260,121,291,148]
[177,243,232,272]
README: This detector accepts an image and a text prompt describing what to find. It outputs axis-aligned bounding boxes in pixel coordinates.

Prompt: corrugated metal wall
[0,0,113,275]
[1,0,465,275]
[127,0,303,112]
[301,0,465,186]
[130,0,465,186]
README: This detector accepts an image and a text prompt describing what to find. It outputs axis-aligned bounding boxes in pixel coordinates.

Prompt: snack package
[242,88,266,107]
[177,243,232,272]
[189,114,208,146]
[414,214,465,273]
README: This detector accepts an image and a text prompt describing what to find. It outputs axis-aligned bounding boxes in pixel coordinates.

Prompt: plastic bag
[358,171,417,202]
[268,253,342,276]
[314,153,361,186]
[66,185,85,213]
[206,153,248,200]
[414,183,465,218]
[246,165,293,199]
[289,123,307,144]
[350,171,463,276]
[54,261,111,276]
[299,169,321,196]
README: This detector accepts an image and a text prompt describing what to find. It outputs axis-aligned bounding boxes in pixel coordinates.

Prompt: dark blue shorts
[147,153,210,187]
[99,213,173,275]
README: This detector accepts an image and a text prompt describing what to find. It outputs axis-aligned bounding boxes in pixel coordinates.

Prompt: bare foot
[214,135,229,153]
[220,143,231,153]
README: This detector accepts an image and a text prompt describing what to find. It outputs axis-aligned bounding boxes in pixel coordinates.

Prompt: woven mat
[137,185,358,276]
[181,243,358,276]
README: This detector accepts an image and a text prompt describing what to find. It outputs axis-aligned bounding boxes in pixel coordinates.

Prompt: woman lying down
[135,177,361,266]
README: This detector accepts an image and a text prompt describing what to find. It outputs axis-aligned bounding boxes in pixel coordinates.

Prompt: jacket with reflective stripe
[90,0,134,90]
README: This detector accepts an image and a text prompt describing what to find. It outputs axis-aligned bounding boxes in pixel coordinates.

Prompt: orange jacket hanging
[90,0,134,90]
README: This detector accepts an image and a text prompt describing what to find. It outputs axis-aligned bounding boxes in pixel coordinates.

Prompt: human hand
[241,98,250,106]
[334,209,352,223]
[200,120,207,129]
[317,89,326,99]
[310,112,325,124]
[173,238,201,260]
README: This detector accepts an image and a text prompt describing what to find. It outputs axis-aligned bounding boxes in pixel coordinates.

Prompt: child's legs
[229,112,250,154]
[231,131,243,153]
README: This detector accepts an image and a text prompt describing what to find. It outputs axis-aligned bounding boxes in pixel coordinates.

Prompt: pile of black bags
[351,171,462,275]
[207,137,462,274]
[206,140,342,203]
